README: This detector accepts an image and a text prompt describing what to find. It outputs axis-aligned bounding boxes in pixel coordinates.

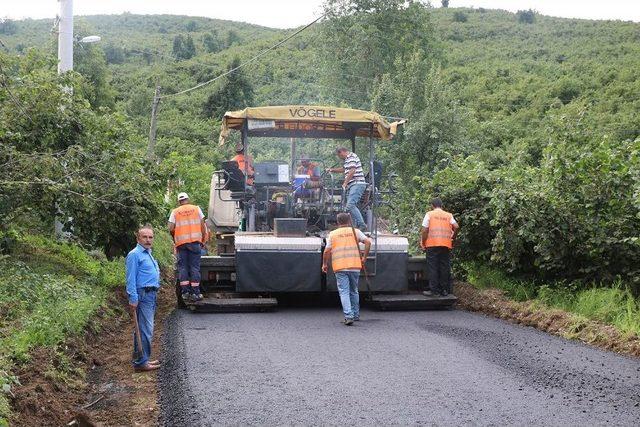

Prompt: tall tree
[74,42,115,109]
[203,57,254,118]
[0,18,17,35]
[0,50,161,254]
[172,34,196,60]
[226,30,241,47]
[185,20,198,32]
[202,31,222,53]
[172,34,184,59]
[183,34,197,59]
[517,9,536,24]
[318,0,441,108]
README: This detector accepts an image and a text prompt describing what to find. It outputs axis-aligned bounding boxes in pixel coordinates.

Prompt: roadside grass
[462,262,640,337]
[0,229,173,425]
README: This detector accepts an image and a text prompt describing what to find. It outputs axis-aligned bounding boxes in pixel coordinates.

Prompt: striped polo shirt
[343,152,366,187]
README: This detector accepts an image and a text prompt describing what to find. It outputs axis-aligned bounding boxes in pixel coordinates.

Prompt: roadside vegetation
[0,231,173,424]
[1,0,639,421]
[463,263,640,337]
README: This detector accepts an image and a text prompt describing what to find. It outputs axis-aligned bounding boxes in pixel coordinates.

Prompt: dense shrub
[453,11,468,23]
[0,50,163,257]
[517,9,536,24]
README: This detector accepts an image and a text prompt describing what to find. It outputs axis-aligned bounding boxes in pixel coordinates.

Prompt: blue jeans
[133,288,157,367]
[345,183,367,229]
[336,271,360,319]
[177,242,202,285]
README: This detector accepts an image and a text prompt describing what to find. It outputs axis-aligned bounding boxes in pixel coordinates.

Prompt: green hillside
[1,4,638,284]
[2,5,639,423]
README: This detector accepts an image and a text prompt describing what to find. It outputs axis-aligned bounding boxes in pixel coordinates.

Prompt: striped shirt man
[343,151,365,187]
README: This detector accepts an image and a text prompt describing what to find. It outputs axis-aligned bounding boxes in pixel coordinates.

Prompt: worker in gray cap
[168,192,207,302]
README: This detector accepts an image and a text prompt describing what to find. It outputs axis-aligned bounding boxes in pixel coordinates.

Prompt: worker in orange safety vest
[168,192,207,303]
[322,212,372,325]
[420,197,459,297]
[231,144,255,186]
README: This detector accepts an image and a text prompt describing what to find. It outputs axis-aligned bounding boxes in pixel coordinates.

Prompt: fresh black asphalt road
[160,307,640,426]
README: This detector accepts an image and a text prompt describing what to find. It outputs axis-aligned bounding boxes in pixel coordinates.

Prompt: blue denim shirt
[125,244,160,304]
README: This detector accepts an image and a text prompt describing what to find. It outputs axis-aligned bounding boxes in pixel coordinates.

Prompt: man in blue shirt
[125,225,161,372]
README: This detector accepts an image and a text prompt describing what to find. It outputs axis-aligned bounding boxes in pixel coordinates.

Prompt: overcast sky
[3,1,640,27]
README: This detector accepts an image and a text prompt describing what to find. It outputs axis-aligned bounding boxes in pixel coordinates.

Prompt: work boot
[181,291,193,303]
[191,286,204,301]
[343,318,354,326]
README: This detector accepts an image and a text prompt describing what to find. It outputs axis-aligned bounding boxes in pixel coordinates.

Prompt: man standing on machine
[327,147,368,231]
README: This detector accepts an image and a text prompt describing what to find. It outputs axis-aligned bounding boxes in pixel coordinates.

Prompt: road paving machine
[177,105,456,312]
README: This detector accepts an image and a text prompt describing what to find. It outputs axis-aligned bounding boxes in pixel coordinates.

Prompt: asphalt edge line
[158,309,203,427]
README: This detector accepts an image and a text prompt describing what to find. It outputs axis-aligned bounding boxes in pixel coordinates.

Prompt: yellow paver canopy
[219,105,405,145]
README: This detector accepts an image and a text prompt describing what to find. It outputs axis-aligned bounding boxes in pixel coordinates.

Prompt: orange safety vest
[423,208,454,249]
[297,162,318,177]
[328,227,362,272]
[172,204,203,247]
[232,154,254,185]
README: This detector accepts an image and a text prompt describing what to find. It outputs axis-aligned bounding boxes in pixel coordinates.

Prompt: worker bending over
[327,147,368,231]
[168,192,207,302]
[420,198,459,297]
[232,144,255,186]
[323,213,372,325]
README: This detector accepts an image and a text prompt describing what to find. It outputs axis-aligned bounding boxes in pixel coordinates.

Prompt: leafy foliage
[319,0,442,108]
[173,34,197,60]
[1,7,638,289]
[0,50,163,256]
[517,9,537,24]
[203,57,254,118]
[0,18,17,35]
[202,30,222,53]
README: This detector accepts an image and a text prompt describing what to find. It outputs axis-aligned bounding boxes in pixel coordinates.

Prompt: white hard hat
[177,192,189,201]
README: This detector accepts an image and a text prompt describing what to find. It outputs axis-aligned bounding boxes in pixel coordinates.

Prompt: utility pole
[147,85,161,160]
[57,0,73,74]
[55,0,74,238]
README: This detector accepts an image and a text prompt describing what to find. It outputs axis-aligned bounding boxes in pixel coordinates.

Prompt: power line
[0,179,129,207]
[160,13,325,99]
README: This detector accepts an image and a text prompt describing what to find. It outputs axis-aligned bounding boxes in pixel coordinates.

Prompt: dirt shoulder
[455,281,640,358]
[10,284,174,427]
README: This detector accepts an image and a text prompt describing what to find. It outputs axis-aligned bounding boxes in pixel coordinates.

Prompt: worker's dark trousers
[426,246,451,295]
[177,242,202,285]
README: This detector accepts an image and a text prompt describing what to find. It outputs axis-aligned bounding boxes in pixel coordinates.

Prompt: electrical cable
[160,13,325,99]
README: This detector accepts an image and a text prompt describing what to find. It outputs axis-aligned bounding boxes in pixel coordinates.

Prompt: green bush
[453,11,468,23]
[18,235,101,277]
[150,229,175,269]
